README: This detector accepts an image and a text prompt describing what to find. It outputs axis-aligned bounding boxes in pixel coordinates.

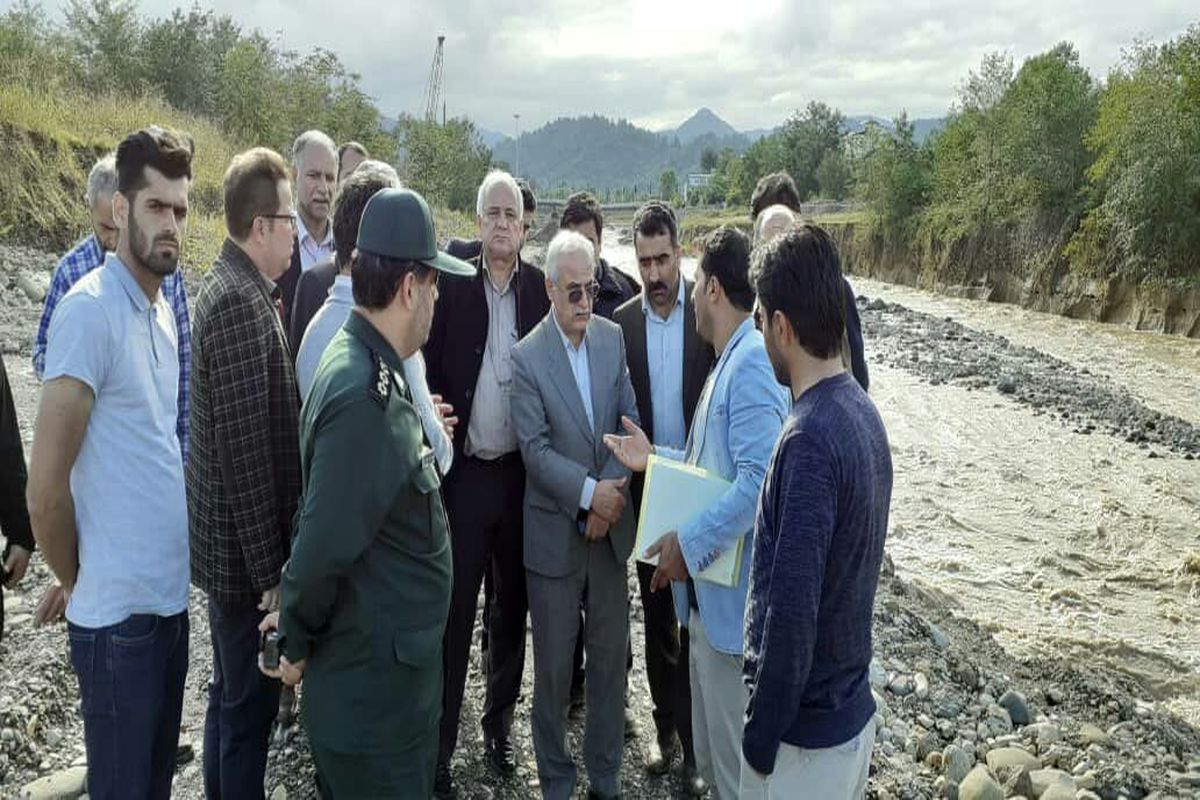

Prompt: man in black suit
[613,201,711,796]
[749,171,869,391]
[276,130,337,335]
[423,170,551,799]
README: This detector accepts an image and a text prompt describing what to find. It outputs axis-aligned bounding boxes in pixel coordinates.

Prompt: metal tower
[423,36,446,124]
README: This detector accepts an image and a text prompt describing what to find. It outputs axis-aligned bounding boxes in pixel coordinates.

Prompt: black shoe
[644,733,678,776]
[587,792,621,800]
[679,760,708,797]
[433,761,456,799]
[484,734,517,776]
[623,704,640,740]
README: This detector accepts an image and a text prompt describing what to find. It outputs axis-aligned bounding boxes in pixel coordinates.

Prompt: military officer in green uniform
[259,188,475,798]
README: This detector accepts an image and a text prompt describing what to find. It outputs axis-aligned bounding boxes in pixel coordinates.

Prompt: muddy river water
[603,235,1200,725]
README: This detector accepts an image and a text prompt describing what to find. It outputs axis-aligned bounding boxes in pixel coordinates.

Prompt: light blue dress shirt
[643,279,687,450]
[552,313,597,511]
[296,275,454,474]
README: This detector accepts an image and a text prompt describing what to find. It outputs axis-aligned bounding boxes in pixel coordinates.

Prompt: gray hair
[545,230,596,284]
[347,159,401,187]
[291,129,337,170]
[475,169,523,218]
[85,154,117,208]
[754,203,797,245]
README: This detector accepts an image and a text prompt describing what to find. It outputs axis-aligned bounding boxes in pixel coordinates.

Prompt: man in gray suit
[511,230,640,800]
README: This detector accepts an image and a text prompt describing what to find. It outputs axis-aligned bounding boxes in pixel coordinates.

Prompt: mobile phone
[261,629,282,670]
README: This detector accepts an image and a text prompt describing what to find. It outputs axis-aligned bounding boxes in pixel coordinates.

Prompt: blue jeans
[68,611,189,800]
[203,597,280,800]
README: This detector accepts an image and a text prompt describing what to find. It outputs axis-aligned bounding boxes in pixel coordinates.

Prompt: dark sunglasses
[565,281,601,304]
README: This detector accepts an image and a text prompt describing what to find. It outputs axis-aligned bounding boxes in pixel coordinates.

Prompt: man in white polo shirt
[27,126,194,800]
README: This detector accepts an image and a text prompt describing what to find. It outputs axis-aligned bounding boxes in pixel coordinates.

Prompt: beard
[129,213,180,277]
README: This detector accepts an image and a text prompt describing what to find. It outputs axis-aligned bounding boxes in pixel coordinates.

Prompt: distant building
[684,172,714,204]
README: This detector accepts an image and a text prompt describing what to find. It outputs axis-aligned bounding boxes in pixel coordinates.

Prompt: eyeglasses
[259,214,296,229]
[564,281,601,305]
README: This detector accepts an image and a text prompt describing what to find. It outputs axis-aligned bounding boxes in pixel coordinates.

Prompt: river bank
[1,238,1198,798]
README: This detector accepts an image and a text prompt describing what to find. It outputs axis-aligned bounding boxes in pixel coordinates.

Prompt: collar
[106,252,161,312]
[82,234,104,264]
[221,238,278,295]
[295,213,333,249]
[344,309,403,372]
[330,274,354,300]
[719,316,756,362]
[550,311,588,354]
[482,252,519,294]
[641,275,686,319]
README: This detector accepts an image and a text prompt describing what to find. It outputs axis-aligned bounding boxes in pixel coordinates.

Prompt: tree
[220,36,281,146]
[400,117,492,212]
[64,0,144,94]
[141,6,241,120]
[659,169,679,202]
[700,147,719,172]
[1068,26,1200,282]
[816,150,852,200]
[855,113,931,237]
[776,101,846,199]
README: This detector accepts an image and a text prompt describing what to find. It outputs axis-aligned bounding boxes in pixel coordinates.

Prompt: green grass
[0,84,472,274]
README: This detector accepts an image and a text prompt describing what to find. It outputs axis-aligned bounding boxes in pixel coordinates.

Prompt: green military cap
[357,188,476,277]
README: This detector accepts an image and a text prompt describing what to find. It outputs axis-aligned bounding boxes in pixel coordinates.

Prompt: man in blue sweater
[741,224,892,798]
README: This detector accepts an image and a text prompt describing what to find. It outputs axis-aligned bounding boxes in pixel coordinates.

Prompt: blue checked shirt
[34,234,192,459]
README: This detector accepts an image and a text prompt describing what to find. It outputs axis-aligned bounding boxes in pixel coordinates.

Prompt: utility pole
[513,113,521,177]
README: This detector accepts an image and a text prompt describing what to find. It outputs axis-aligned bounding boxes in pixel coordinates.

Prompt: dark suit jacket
[422,255,551,460]
[613,281,715,513]
[0,352,32,641]
[276,236,303,337]
[289,259,338,358]
[843,278,870,391]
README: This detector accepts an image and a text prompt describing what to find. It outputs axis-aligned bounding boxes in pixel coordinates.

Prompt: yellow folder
[634,455,743,587]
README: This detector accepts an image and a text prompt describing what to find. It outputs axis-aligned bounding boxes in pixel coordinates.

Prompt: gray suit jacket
[511,314,640,578]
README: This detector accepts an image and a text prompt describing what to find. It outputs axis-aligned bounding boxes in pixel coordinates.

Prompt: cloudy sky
[26,0,1197,134]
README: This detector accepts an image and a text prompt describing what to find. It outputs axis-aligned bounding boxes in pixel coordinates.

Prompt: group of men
[1,119,893,800]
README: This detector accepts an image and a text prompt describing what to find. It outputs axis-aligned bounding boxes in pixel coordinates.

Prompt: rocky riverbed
[2,240,1199,799]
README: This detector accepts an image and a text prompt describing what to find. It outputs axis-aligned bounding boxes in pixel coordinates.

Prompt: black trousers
[439,454,527,762]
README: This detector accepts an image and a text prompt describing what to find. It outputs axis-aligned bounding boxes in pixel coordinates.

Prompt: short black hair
[351,251,432,310]
[560,191,602,235]
[332,166,396,268]
[697,226,755,312]
[750,171,802,220]
[517,178,537,213]
[116,126,194,198]
[750,224,845,360]
[632,200,678,248]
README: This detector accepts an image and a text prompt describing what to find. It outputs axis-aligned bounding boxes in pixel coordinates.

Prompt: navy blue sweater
[742,372,892,775]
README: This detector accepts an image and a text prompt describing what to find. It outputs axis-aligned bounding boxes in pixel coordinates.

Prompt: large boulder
[958,765,1004,800]
[984,746,1040,773]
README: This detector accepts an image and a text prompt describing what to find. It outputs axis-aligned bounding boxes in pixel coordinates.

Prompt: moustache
[154,236,180,248]
[648,281,669,294]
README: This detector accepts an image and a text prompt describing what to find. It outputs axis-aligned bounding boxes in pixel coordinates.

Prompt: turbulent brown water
[603,236,1200,726]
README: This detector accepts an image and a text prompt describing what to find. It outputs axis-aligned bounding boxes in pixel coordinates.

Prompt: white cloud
[21,0,1197,133]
